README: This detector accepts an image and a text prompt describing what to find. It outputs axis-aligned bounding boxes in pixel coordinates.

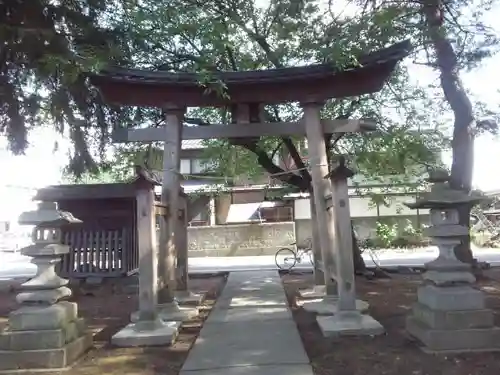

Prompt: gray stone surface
[0,318,86,351]
[422,270,476,286]
[181,364,314,375]
[111,321,181,347]
[16,286,72,305]
[181,270,313,374]
[317,312,385,337]
[412,302,494,330]
[213,271,288,309]
[8,301,77,331]
[298,285,326,299]
[175,291,205,306]
[183,318,308,371]
[215,292,288,309]
[206,306,292,323]
[0,332,92,371]
[406,316,500,352]
[131,304,198,323]
[187,222,295,257]
[300,298,369,315]
[417,285,485,311]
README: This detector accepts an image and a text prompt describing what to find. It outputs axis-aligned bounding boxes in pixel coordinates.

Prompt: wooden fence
[57,227,138,278]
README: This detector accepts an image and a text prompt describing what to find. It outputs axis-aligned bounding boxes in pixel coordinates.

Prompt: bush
[375,221,398,248]
[360,219,429,250]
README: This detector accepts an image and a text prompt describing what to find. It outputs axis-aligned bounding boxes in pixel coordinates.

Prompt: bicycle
[275,239,314,271]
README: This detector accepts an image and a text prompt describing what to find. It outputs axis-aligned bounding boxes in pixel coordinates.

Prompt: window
[191,159,205,174]
[189,209,209,226]
[180,158,209,175]
[180,159,191,174]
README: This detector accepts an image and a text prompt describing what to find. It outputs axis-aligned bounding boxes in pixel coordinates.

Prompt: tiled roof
[90,41,412,107]
[93,41,411,85]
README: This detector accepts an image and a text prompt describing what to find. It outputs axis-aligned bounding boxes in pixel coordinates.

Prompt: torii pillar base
[175,290,206,306]
[317,311,384,337]
[300,296,370,315]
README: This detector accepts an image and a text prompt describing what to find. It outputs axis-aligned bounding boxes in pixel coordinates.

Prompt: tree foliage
[0,0,134,175]
[354,0,499,263]
[1,0,497,181]
[1,1,499,268]
[109,0,449,190]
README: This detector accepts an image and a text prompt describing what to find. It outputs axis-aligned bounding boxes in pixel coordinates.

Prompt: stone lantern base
[0,301,92,371]
[406,284,500,353]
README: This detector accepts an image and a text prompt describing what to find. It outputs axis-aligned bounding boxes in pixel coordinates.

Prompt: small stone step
[406,316,500,352]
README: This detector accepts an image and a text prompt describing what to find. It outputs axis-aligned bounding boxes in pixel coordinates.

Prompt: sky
[0,2,499,198]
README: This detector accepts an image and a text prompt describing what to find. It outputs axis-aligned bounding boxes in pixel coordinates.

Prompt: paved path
[180,270,313,375]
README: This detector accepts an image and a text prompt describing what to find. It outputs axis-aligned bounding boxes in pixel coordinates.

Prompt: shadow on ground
[0,274,228,375]
[281,271,500,375]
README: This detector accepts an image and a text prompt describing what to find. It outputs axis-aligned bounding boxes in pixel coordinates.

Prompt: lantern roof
[18,202,82,226]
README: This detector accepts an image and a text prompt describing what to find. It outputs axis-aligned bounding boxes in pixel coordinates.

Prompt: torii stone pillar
[114,185,181,346]
[155,105,198,321]
[175,189,204,305]
[303,189,326,296]
[301,102,337,298]
[316,158,383,337]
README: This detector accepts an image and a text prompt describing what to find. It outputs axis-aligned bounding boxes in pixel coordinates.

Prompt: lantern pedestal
[404,171,500,353]
[0,203,92,372]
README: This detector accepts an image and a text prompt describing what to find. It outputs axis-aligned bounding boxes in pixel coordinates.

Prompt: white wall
[294,198,311,220]
[293,195,428,219]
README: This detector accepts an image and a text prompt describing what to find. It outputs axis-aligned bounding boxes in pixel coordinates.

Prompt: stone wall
[187,222,295,257]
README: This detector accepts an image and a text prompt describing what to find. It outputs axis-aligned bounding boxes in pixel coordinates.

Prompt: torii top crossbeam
[90,41,411,108]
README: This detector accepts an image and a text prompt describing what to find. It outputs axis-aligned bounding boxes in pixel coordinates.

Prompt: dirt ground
[3,269,500,375]
[0,273,228,375]
[281,270,500,375]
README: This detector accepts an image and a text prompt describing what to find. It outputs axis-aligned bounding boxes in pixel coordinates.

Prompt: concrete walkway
[180,270,313,375]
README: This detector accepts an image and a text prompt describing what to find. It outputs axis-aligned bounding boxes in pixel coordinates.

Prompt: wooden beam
[112,119,376,143]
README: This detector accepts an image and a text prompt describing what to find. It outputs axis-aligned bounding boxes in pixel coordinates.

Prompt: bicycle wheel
[275,247,297,270]
[307,250,314,266]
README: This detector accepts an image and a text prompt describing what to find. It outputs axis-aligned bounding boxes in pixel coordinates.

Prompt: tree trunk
[422,0,475,264]
[351,224,366,274]
[309,188,325,285]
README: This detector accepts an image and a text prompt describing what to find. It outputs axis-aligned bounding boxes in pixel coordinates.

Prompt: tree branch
[238,141,309,190]
[422,0,474,191]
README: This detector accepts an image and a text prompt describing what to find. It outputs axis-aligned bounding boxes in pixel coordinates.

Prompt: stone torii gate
[90,39,411,339]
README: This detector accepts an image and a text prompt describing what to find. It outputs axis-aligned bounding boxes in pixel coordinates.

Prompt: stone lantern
[405,170,500,352]
[0,202,92,371]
